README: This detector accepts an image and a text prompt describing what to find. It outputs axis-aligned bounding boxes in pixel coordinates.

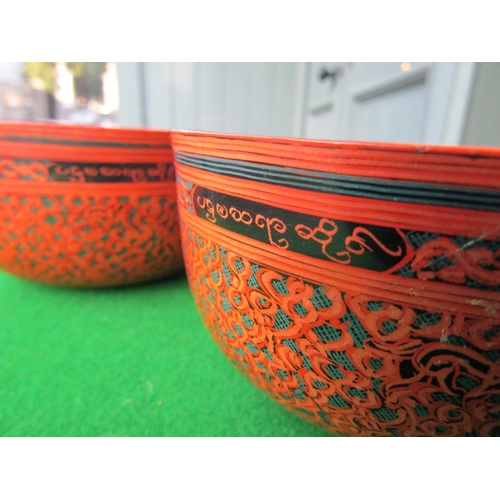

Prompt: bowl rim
[0,120,172,144]
[170,129,500,159]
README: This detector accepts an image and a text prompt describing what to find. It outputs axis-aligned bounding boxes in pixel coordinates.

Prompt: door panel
[350,78,427,143]
[306,103,338,140]
[308,62,343,108]
[345,62,444,144]
[351,62,428,85]
[302,62,468,145]
[304,62,346,139]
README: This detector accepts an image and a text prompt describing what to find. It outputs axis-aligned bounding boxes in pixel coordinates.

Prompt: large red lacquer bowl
[0,122,183,287]
[172,130,500,437]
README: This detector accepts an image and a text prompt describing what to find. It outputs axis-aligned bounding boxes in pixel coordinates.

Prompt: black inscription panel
[193,186,410,272]
[48,162,175,182]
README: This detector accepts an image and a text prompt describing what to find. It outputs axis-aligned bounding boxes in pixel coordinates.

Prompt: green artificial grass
[0,270,332,436]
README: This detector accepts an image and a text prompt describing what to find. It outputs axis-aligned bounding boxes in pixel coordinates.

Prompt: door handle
[319,66,342,82]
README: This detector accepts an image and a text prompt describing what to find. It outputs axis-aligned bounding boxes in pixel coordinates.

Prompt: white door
[303,62,476,145]
[303,62,348,140]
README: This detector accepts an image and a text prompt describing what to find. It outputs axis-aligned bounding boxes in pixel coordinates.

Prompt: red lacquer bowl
[172,130,500,437]
[0,122,183,287]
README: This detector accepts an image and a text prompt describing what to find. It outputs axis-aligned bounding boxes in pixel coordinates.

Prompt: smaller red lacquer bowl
[0,121,183,287]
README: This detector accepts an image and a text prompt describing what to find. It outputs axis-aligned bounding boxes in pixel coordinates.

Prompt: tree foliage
[23,62,57,93]
[23,62,107,100]
[73,62,107,100]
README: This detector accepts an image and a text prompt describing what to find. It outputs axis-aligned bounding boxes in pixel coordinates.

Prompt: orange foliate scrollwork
[0,159,49,181]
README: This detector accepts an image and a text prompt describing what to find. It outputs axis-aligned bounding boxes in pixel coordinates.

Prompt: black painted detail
[47,161,175,183]
[3,135,172,149]
[176,152,500,212]
[193,186,409,272]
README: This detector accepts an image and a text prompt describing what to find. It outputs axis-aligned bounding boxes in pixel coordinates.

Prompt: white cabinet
[302,62,476,145]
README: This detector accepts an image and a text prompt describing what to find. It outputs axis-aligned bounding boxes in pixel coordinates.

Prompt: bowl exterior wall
[173,132,500,437]
[0,123,183,287]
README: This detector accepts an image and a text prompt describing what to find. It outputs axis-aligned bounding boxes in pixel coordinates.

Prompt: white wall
[0,62,24,81]
[462,63,500,147]
[117,62,303,137]
[117,62,500,147]
[116,63,146,127]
